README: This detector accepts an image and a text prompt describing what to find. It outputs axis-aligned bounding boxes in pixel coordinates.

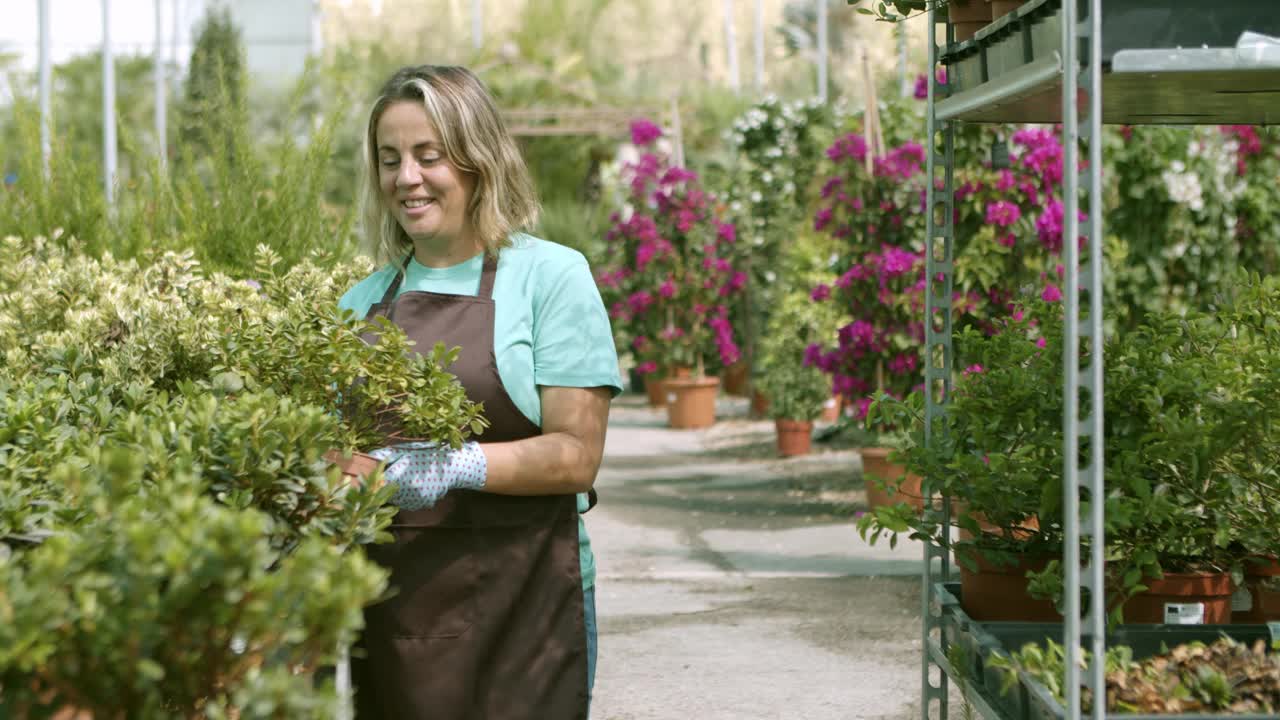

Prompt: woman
[339,65,620,719]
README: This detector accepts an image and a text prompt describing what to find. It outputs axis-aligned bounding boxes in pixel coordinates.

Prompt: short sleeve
[532,257,623,396]
[338,265,398,319]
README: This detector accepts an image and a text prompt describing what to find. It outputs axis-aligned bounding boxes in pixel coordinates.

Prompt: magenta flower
[716,222,737,243]
[814,207,834,232]
[985,200,1022,228]
[811,284,832,302]
[659,279,676,298]
[1041,284,1063,302]
[913,73,929,100]
[630,119,663,146]
[962,364,984,376]
[635,361,658,375]
[632,335,649,350]
[1036,337,1047,348]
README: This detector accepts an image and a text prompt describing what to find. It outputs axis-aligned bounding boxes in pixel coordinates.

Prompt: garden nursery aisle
[588,394,954,720]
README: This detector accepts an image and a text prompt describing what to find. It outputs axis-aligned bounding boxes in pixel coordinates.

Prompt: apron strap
[378,254,414,305]
[477,253,498,299]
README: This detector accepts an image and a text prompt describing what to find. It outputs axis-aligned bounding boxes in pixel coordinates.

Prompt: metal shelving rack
[919,2,1280,719]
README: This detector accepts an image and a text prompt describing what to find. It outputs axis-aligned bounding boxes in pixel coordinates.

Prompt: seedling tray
[938,583,1279,720]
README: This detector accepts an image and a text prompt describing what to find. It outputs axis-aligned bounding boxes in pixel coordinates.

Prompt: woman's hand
[368,441,487,511]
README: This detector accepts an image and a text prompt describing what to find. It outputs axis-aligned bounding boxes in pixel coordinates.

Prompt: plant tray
[936,0,1280,124]
[936,583,1279,720]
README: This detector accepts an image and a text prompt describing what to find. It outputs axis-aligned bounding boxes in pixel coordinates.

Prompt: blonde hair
[360,65,539,265]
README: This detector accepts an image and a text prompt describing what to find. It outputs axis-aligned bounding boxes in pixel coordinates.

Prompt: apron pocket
[366,524,478,639]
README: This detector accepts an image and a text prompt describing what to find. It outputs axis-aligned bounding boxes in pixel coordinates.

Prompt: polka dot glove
[367,441,487,511]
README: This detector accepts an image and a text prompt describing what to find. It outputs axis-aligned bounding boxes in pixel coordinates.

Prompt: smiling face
[375,100,479,258]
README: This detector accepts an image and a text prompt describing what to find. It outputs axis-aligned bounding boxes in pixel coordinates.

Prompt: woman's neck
[411,234,484,268]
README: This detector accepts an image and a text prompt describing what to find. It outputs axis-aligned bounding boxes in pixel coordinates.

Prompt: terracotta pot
[947,0,992,41]
[645,376,667,407]
[987,0,1025,19]
[820,396,841,423]
[775,419,814,457]
[947,0,992,22]
[664,375,720,429]
[1122,572,1233,625]
[722,361,750,397]
[958,550,1061,622]
[1233,557,1280,623]
[860,447,924,512]
[750,389,770,418]
[646,367,691,408]
[953,500,1040,543]
[323,449,381,485]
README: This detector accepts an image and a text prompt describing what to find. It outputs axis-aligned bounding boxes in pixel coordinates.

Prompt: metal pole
[103,0,117,207]
[38,0,52,177]
[897,21,909,98]
[815,0,828,103]
[154,0,166,171]
[723,0,741,93]
[471,0,482,50]
[1084,0,1107,716]
[1061,0,1082,710]
[753,0,764,94]
[171,0,181,71]
[921,6,953,719]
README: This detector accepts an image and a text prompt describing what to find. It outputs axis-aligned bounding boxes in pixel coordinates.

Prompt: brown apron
[351,253,589,720]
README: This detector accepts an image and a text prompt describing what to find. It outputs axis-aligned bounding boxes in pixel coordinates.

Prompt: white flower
[1161,167,1204,213]
[750,191,763,203]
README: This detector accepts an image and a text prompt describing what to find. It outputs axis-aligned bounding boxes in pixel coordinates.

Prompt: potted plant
[603,120,746,429]
[857,287,1279,625]
[757,292,841,457]
[849,0,994,41]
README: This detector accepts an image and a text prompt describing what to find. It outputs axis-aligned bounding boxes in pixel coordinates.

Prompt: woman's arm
[481,385,612,496]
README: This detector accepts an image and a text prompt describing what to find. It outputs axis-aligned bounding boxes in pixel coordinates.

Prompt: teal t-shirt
[338,233,622,590]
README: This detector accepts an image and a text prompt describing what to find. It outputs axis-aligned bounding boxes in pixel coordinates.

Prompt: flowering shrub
[805,84,1078,422]
[1109,124,1280,319]
[599,120,745,376]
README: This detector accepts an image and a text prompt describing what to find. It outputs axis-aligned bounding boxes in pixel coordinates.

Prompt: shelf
[937,0,1280,124]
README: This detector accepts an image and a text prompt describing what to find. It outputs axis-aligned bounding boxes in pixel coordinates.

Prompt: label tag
[1164,602,1206,625]
[667,393,677,404]
[1268,622,1280,651]
[1232,586,1255,613]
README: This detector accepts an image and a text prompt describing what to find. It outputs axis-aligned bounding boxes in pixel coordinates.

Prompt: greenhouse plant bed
[938,582,1279,720]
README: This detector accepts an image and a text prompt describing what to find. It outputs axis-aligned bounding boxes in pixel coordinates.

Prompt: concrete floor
[587,395,965,720]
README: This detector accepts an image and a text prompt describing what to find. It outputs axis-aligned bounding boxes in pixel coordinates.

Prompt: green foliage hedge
[0,236,487,716]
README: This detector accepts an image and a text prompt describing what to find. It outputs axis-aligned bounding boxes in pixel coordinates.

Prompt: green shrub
[0,237,491,714]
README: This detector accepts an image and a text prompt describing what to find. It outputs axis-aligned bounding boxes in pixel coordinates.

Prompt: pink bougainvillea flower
[985,200,1022,228]
[629,119,663,146]
[659,279,676,298]
[962,364,984,376]
[813,207,834,232]
[1036,336,1047,348]
[635,361,658,375]
[1041,284,1063,302]
[811,284,832,302]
